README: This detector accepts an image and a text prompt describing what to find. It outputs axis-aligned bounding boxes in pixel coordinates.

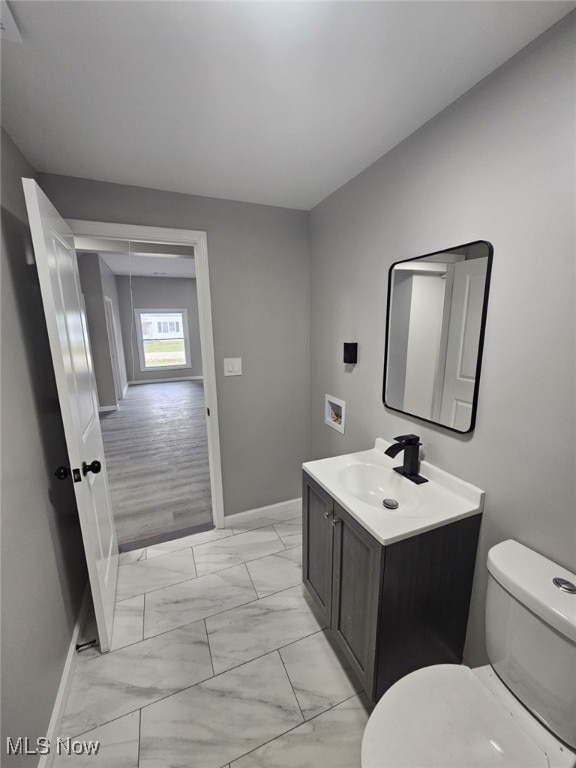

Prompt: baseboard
[128,376,204,385]
[38,586,91,768]
[223,498,301,528]
[122,383,129,398]
[98,405,118,413]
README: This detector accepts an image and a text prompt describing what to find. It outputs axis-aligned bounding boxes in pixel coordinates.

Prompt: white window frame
[134,308,191,372]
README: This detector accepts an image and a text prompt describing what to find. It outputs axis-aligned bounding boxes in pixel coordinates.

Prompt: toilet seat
[361,665,549,768]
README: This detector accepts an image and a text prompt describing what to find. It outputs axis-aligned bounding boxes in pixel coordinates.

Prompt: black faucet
[384,434,428,484]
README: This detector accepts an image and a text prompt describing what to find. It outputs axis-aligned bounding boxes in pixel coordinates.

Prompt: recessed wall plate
[325,394,345,434]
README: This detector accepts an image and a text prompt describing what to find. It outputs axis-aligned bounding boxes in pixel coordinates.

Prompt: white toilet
[361,540,576,768]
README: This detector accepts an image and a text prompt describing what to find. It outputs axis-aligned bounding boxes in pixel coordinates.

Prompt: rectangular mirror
[383,240,493,433]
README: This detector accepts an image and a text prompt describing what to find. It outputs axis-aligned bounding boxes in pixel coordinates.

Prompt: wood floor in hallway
[100,380,212,548]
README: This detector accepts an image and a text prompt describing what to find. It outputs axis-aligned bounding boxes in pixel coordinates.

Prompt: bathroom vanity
[302,440,484,702]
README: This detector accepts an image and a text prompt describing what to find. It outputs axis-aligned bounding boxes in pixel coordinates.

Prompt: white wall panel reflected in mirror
[384,241,493,434]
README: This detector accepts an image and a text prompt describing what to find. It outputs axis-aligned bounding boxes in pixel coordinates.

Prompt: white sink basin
[338,461,427,518]
[303,439,484,546]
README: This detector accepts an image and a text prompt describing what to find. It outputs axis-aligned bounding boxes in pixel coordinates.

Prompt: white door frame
[67,219,225,529]
[103,296,123,402]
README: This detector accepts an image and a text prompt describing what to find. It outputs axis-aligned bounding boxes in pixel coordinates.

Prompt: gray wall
[78,252,118,408]
[100,257,128,395]
[116,275,203,382]
[309,16,576,666]
[36,174,311,517]
[1,130,87,765]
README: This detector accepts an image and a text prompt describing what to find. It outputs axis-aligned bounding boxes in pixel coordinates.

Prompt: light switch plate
[224,358,242,376]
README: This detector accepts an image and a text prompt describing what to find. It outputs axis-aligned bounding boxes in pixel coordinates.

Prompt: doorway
[70,220,224,550]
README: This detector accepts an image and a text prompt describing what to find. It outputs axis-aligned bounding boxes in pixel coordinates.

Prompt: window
[135,309,190,370]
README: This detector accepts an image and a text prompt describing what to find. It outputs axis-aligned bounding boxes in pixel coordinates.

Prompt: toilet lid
[361,665,548,768]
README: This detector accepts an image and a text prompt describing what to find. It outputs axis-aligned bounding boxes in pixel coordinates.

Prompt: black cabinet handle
[331,518,341,527]
[55,465,71,480]
[82,460,102,476]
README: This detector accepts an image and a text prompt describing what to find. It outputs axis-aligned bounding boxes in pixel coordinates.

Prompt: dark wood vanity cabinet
[302,472,481,702]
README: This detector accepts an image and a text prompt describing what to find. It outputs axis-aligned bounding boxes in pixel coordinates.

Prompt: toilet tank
[486,540,576,750]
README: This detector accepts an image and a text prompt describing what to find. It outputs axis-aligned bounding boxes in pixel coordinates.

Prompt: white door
[23,179,118,652]
[440,258,487,430]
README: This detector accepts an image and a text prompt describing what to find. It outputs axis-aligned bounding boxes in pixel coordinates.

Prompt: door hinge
[76,639,98,652]
[206,407,210,416]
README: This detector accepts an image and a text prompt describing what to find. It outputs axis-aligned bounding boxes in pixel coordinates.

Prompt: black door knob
[55,465,71,480]
[82,460,102,476]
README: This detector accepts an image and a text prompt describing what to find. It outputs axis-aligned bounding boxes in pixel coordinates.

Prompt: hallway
[100,380,212,547]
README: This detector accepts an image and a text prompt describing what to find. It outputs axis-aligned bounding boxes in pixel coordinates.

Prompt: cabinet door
[302,474,333,625]
[331,503,383,698]
[375,513,482,698]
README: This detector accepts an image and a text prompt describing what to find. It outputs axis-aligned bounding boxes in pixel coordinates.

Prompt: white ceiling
[2,1,574,210]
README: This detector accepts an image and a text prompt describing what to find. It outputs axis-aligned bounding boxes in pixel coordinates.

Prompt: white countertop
[302,439,484,546]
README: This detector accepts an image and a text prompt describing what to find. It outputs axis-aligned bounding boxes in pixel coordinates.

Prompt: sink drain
[383,498,399,510]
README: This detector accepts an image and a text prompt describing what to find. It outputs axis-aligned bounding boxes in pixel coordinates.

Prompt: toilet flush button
[553,577,576,594]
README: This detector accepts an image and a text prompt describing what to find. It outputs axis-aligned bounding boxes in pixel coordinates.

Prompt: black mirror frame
[383,240,493,434]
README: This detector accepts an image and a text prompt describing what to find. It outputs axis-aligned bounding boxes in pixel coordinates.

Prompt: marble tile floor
[57,502,371,767]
